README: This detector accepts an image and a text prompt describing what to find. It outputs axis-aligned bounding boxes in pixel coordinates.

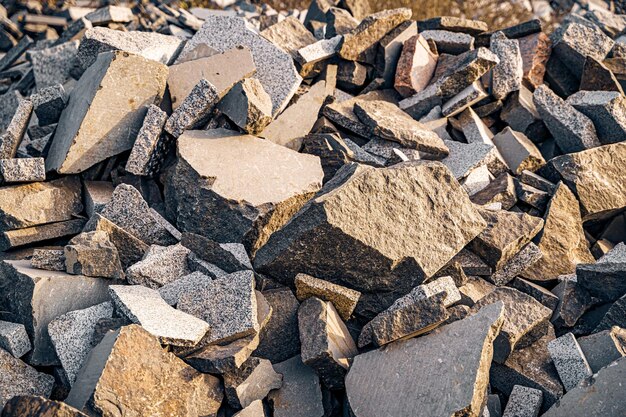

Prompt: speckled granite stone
[0,321,31,358]
[164,78,219,138]
[548,333,593,391]
[0,158,45,183]
[126,243,190,289]
[125,104,169,176]
[30,248,65,271]
[0,348,54,408]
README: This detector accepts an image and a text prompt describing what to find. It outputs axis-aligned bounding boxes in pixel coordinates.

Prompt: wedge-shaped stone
[83,214,148,269]
[1,396,88,417]
[546,142,626,221]
[353,100,449,157]
[441,81,488,117]
[65,325,223,417]
[0,176,81,231]
[470,287,552,363]
[255,162,486,313]
[295,273,361,320]
[223,357,282,408]
[518,32,551,88]
[64,231,124,279]
[522,183,594,281]
[471,172,517,209]
[268,355,325,417]
[394,34,437,97]
[126,243,190,289]
[180,15,301,115]
[233,400,266,417]
[164,129,323,255]
[548,332,592,391]
[124,104,169,176]
[178,270,259,345]
[0,220,85,252]
[218,78,272,135]
[346,301,504,417]
[109,285,209,347]
[577,262,626,303]
[46,51,168,174]
[0,349,54,409]
[164,78,219,138]
[299,297,358,389]
[181,233,252,273]
[441,139,505,181]
[492,127,545,175]
[0,260,112,366]
[301,132,354,182]
[490,244,542,287]
[0,98,32,159]
[567,91,626,145]
[339,8,412,62]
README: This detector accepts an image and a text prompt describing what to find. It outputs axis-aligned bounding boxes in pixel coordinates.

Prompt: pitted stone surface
[0,348,54,408]
[0,321,31,358]
[126,243,190,289]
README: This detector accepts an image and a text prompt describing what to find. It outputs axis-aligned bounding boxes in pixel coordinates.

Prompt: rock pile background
[0,0,625,416]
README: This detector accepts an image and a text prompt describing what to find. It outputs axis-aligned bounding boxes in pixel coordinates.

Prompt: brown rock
[518,32,551,88]
[470,172,517,209]
[394,34,437,97]
[492,127,545,175]
[64,231,124,279]
[260,16,316,60]
[0,219,86,252]
[1,396,88,417]
[218,78,273,135]
[295,273,361,320]
[223,357,282,408]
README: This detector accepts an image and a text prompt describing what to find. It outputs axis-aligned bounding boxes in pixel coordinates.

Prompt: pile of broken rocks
[0,0,626,416]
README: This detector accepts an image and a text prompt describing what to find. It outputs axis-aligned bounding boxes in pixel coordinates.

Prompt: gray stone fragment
[489,243,542,287]
[218,78,273,135]
[510,276,559,311]
[48,302,113,385]
[566,90,626,145]
[109,284,209,347]
[0,35,33,72]
[233,400,267,417]
[0,99,32,159]
[30,84,66,127]
[421,29,474,55]
[551,21,614,77]
[490,32,523,100]
[84,5,134,25]
[54,16,92,45]
[0,158,45,183]
[158,272,212,306]
[598,242,626,264]
[164,78,219,138]
[83,181,113,218]
[223,357,282,408]
[577,262,626,303]
[0,321,31,358]
[297,35,342,67]
[30,248,65,271]
[125,104,169,176]
[181,15,302,115]
[181,233,251,273]
[268,355,325,417]
[0,219,86,252]
[178,270,259,345]
[594,294,626,333]
[254,288,301,363]
[577,327,626,373]
[502,385,542,417]
[0,348,54,409]
[441,139,505,181]
[28,41,79,89]
[126,243,190,289]
[533,85,600,153]
[548,332,593,391]
[0,91,21,133]
[418,16,488,36]
[441,81,488,117]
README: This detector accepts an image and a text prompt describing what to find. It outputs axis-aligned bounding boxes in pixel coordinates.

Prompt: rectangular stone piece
[502,385,543,417]
[125,104,169,176]
[0,99,32,159]
[0,321,31,358]
[164,78,219,138]
[0,219,86,251]
[0,158,45,183]
[548,332,593,391]
[30,248,66,271]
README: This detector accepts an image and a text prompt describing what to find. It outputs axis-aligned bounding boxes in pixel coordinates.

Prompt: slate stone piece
[47,302,113,385]
[46,51,168,174]
[178,270,259,345]
[0,35,33,72]
[65,325,223,417]
[164,129,323,256]
[346,302,504,417]
[522,183,594,281]
[594,294,626,332]
[223,357,282,408]
[1,395,88,417]
[577,327,626,373]
[0,260,112,366]
[295,273,360,320]
[567,91,626,145]
[100,183,178,246]
[298,297,358,388]
[490,32,523,100]
[0,348,54,409]
[64,231,124,279]
[546,142,626,221]
[30,84,66,127]
[0,98,32,159]
[268,355,325,417]
[0,158,45,183]
[547,332,593,391]
[109,285,209,347]
[180,15,302,115]
[0,219,86,252]
[126,243,190,289]
[501,385,542,417]
[28,41,79,90]
[576,262,626,303]
[394,34,437,97]
[76,26,184,71]
[0,321,30,358]
[125,104,169,176]
[470,287,552,363]
[254,162,486,316]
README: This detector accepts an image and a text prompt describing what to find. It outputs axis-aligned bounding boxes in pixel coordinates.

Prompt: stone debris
[0,1,625,415]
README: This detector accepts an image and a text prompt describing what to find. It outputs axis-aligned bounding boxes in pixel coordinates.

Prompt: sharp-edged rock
[295,273,361,321]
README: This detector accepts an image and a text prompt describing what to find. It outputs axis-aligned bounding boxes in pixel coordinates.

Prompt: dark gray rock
[420,30,474,55]
[164,78,219,138]
[0,348,54,409]
[126,244,190,289]
[577,327,626,373]
[223,357,282,408]
[268,355,325,417]
[254,287,301,363]
[577,262,626,303]
[567,90,626,145]
[30,84,66,127]
[502,385,542,417]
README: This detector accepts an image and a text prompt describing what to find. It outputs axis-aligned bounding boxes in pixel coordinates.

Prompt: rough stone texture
[413,276,462,307]
[218,78,272,135]
[376,21,418,86]
[28,41,79,90]
[126,243,190,289]
[521,183,594,281]
[109,285,209,347]
[124,104,169,176]
[223,357,282,408]
[420,30,474,55]
[164,129,323,255]
[180,15,302,115]
[509,276,558,311]
[85,5,134,24]
[442,139,505,181]
[167,47,256,110]
[470,287,552,363]
[577,262,626,303]
[353,100,448,157]
[326,7,359,38]
[46,51,168,174]
[394,34,437,97]
[501,86,545,140]
[47,302,113,385]
[339,8,412,62]
[492,127,544,175]
[595,294,626,332]
[268,355,325,417]
[76,26,184,71]
[100,183,177,246]
[0,158,45,183]
[542,357,626,417]
[0,99,33,160]
[469,209,543,271]
[295,273,360,320]
[181,233,251,273]
[577,327,626,374]
[0,348,54,409]
[346,302,504,417]
[0,260,112,366]
[501,385,542,417]
[490,243,542,286]
[65,325,223,417]
[298,297,358,389]
[256,162,484,297]
[441,81,488,117]
[64,231,124,279]
[547,332,593,391]
[0,92,21,133]
[232,400,266,417]
[1,395,88,417]
[0,219,86,252]
[471,173,517,209]
[164,78,220,138]
[546,142,626,221]
[300,132,354,182]
[518,32,551,88]
[532,85,600,154]
[178,270,259,345]
[259,16,316,59]
[0,320,30,358]
[83,214,148,269]
[159,272,212,306]
[490,32,523,100]
[296,35,342,67]
[580,56,624,93]
[418,16,488,36]
[254,287,301,363]
[567,91,626,145]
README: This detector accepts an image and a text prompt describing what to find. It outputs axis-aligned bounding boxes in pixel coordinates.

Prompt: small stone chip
[0,99,33,160]
[0,158,45,184]
[30,248,65,271]
[218,78,273,135]
[30,84,66,127]
[126,243,191,289]
[125,104,169,176]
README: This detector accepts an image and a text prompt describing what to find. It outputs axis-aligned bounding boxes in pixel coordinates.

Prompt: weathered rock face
[345,302,504,417]
[254,162,486,315]
[522,183,595,281]
[295,273,361,321]
[46,51,168,174]
[164,129,323,256]
[0,349,55,409]
[1,396,88,417]
[394,34,437,97]
[223,357,282,408]
[64,231,124,279]
[65,325,223,417]
[254,287,301,363]
[546,142,626,221]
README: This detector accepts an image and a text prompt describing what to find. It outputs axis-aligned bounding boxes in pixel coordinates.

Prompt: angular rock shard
[295,273,361,320]
[0,349,54,409]
[64,231,124,279]
[268,355,325,417]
